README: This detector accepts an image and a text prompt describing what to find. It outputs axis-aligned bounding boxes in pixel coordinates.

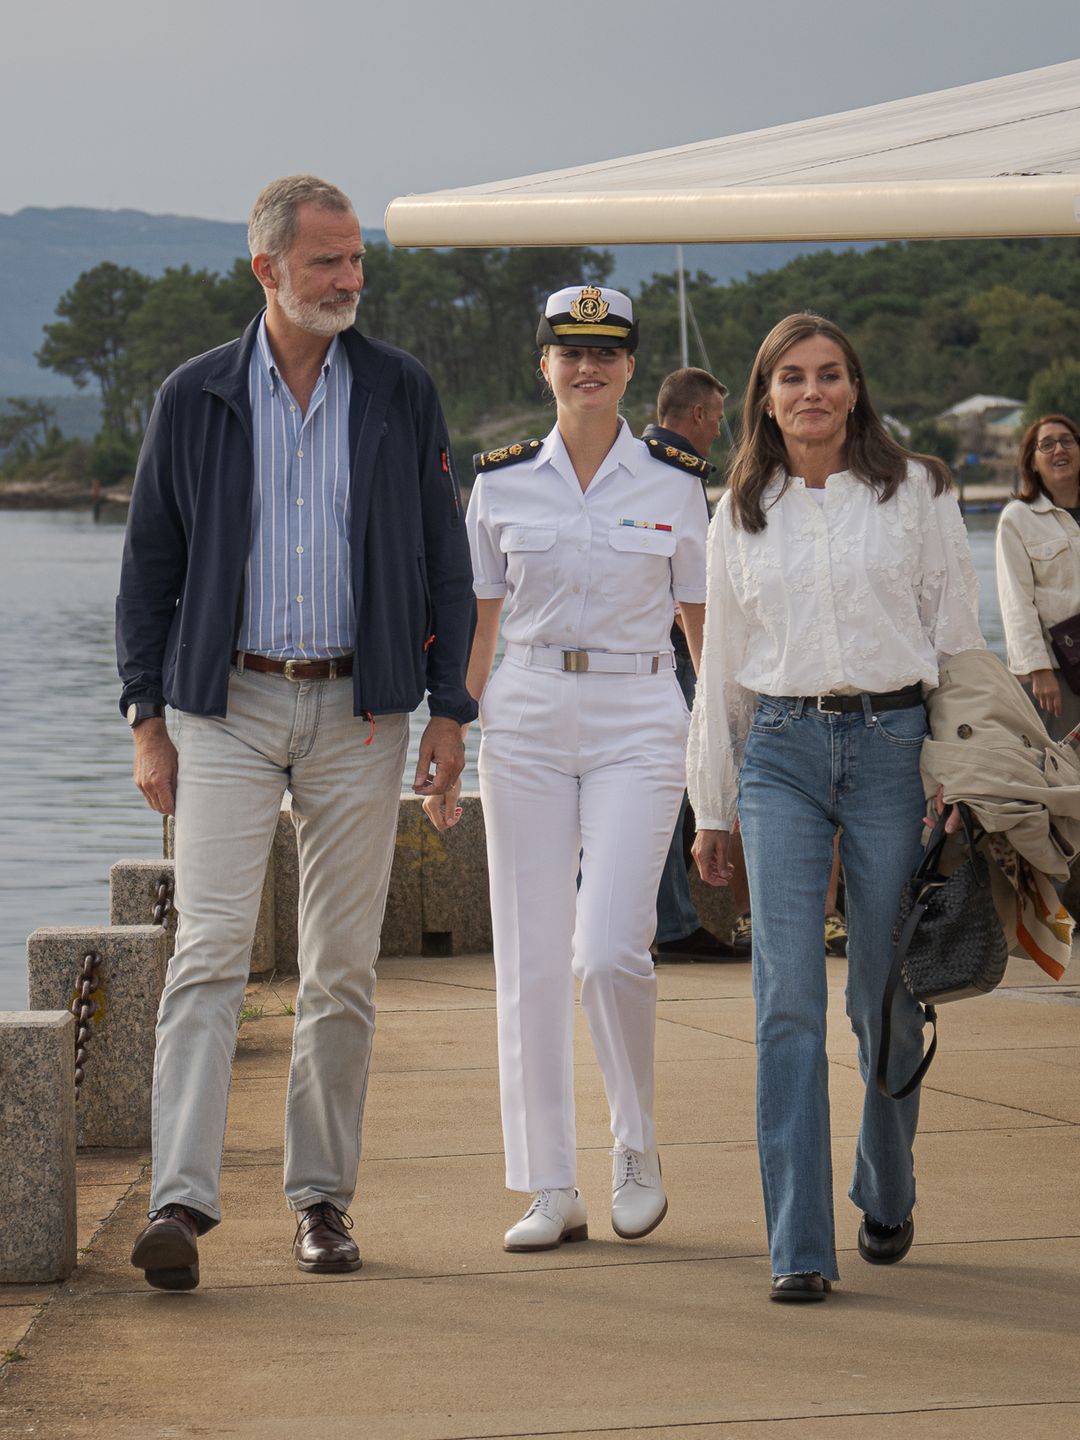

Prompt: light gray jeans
[150,667,409,1228]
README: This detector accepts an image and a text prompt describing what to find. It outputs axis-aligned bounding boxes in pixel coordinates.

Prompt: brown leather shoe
[293,1202,362,1273]
[130,1203,201,1291]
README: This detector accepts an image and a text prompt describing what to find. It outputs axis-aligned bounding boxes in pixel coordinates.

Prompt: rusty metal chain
[67,877,173,1100]
[150,873,175,929]
[71,952,102,1097]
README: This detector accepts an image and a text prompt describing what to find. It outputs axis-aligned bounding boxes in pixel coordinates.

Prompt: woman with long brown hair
[689,313,983,1301]
[996,413,1080,742]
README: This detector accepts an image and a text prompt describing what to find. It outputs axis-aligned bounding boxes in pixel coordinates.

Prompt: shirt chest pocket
[499,525,559,590]
[1028,535,1079,589]
[601,525,677,599]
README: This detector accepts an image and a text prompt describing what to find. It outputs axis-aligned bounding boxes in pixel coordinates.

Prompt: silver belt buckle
[817,694,841,713]
[562,649,590,673]
[282,659,305,682]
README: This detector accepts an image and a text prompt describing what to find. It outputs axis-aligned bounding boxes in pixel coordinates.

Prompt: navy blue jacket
[117,316,477,725]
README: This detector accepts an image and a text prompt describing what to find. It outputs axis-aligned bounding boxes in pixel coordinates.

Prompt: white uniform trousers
[150,667,409,1226]
[478,656,689,1193]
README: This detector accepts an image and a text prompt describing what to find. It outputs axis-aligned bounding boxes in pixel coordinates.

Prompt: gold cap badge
[569,286,609,325]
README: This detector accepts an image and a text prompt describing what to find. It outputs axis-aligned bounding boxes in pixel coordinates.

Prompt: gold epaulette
[645,438,715,479]
[473,439,541,473]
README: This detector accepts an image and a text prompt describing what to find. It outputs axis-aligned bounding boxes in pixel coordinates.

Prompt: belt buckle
[282,659,305,682]
[562,649,589,673]
[817,694,841,714]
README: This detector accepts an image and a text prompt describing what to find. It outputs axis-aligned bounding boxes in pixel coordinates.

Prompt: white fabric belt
[505,642,675,675]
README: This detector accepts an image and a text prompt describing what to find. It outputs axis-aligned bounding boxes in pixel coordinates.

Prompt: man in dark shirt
[643,369,751,961]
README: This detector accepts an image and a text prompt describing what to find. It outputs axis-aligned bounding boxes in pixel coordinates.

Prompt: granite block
[688,865,738,942]
[248,847,277,976]
[0,1012,76,1282]
[420,793,492,954]
[109,860,178,954]
[271,804,299,976]
[27,927,168,1148]
[381,798,424,957]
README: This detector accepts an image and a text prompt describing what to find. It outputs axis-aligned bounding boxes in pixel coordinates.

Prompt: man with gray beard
[118,175,476,1289]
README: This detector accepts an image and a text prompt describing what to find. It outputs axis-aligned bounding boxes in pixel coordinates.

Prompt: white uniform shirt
[687,463,985,830]
[467,419,708,654]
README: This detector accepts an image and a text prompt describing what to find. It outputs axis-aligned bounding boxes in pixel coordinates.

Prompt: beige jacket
[995,495,1080,676]
[921,647,1080,880]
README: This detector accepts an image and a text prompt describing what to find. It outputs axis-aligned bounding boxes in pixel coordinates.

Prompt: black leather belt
[784,684,924,714]
[234,651,353,681]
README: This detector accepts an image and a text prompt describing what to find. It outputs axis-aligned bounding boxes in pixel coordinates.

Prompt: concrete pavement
[2,951,1078,1439]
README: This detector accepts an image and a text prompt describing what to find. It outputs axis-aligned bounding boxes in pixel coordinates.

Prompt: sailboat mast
[676,244,689,368]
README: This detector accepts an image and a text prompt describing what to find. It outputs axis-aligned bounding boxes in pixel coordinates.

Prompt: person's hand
[133,718,178,816]
[422,776,463,831]
[413,716,466,796]
[925,783,962,835]
[1030,667,1063,719]
[692,829,734,886]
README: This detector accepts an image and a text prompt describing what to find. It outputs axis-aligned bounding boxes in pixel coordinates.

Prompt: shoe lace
[525,1189,558,1219]
[732,913,752,942]
[295,1202,354,1240]
[613,1147,644,1188]
[156,1203,197,1229]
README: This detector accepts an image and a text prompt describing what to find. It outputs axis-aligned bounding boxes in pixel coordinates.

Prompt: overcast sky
[3,1,1078,227]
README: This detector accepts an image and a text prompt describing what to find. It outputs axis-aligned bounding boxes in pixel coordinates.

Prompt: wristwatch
[127,702,165,730]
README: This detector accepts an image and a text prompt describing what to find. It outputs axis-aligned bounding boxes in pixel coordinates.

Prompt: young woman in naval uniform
[424,285,709,1250]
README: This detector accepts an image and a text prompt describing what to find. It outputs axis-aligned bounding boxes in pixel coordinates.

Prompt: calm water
[0,508,1004,1010]
[0,510,483,1009]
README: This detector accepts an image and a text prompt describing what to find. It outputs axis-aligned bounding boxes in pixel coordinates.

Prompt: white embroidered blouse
[687,463,985,830]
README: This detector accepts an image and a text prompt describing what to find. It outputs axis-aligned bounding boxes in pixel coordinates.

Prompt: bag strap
[875,807,954,1102]
[876,895,939,1100]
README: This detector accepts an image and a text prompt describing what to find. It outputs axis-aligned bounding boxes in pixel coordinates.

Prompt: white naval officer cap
[536,285,639,352]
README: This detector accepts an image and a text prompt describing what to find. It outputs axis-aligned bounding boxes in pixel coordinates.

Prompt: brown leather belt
[233,651,353,681]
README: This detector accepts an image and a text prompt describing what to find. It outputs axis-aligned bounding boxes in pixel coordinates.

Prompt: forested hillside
[5,236,1079,485]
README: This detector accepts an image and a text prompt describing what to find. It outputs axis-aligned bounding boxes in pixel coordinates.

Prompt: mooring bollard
[0,1012,77,1282]
[27,926,168,1148]
[110,859,178,954]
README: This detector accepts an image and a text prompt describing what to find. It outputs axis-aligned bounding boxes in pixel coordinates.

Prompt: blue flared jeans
[738,695,929,1281]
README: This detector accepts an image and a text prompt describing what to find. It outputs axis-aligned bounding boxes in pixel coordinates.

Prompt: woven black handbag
[876,804,1009,1101]
[1048,613,1080,696]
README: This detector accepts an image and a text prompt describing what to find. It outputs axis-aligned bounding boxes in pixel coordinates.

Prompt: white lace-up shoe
[503,1187,589,1252]
[611,1145,668,1239]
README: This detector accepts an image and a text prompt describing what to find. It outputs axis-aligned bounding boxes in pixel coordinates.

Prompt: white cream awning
[384,61,1080,247]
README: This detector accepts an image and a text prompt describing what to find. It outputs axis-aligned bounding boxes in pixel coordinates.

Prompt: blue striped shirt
[239,317,353,658]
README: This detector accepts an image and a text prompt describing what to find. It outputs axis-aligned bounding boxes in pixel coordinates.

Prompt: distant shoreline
[0,480,130,511]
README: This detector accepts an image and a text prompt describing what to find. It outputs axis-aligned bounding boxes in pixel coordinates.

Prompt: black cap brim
[536,315,639,352]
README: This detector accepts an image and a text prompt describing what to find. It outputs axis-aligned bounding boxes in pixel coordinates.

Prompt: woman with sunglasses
[996,414,1080,741]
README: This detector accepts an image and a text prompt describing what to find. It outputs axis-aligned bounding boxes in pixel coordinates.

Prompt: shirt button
[297,498,304,506]
[296,595,304,603]
[289,405,296,413]
[297,450,304,458]
[296,546,304,555]
[956,724,973,739]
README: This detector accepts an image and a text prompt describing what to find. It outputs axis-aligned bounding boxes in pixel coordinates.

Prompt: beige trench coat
[921,648,1080,881]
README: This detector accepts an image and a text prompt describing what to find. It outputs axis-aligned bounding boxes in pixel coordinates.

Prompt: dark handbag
[1048,613,1080,696]
[876,804,1008,1101]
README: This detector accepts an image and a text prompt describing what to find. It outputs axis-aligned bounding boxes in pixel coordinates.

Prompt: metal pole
[676,244,689,368]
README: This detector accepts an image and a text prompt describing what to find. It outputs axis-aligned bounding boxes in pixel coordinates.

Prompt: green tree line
[8,236,1080,485]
